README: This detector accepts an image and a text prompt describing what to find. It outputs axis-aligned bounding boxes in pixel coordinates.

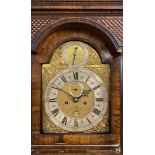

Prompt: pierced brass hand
[72,89,92,103]
[82,89,92,96]
[51,83,74,99]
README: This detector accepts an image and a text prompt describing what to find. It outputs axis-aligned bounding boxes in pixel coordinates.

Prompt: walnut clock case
[31,18,123,155]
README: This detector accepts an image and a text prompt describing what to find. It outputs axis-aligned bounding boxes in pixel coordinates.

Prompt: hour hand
[74,89,92,101]
[82,89,92,96]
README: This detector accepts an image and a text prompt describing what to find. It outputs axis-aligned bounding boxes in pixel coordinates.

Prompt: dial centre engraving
[57,81,94,119]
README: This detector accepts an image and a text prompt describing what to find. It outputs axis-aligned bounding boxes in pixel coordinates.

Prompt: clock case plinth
[31,18,122,155]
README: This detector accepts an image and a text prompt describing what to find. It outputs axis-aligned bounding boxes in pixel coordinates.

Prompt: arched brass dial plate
[42,41,110,133]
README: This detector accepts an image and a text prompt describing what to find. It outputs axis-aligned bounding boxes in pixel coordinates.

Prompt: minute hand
[51,83,74,99]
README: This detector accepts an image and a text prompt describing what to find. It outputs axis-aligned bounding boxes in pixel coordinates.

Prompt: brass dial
[44,68,108,132]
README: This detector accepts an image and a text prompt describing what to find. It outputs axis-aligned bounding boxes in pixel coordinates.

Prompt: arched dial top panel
[42,41,110,133]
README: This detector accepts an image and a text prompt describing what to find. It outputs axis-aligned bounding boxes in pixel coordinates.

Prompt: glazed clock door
[42,41,110,133]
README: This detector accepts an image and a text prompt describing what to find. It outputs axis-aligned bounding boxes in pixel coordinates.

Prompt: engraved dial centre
[57,82,94,119]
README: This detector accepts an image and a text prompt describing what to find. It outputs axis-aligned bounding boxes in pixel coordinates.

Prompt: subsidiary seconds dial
[62,41,88,67]
[44,68,108,132]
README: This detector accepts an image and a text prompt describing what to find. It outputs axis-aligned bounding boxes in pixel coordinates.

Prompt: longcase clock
[31,18,123,155]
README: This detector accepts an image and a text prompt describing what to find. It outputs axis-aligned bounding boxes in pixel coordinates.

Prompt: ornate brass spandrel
[84,65,110,90]
[43,111,69,133]
[84,112,109,133]
[42,66,68,92]
[42,41,110,133]
[84,46,102,65]
[44,42,102,67]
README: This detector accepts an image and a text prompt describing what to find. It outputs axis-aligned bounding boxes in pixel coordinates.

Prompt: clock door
[32,18,122,155]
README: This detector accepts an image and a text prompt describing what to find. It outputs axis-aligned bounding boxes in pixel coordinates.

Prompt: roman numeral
[96,98,104,102]
[49,98,57,102]
[51,108,59,117]
[93,85,100,90]
[73,72,78,80]
[86,117,91,124]
[74,120,78,127]
[61,116,67,125]
[85,75,90,82]
[61,75,67,83]
[92,108,101,115]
